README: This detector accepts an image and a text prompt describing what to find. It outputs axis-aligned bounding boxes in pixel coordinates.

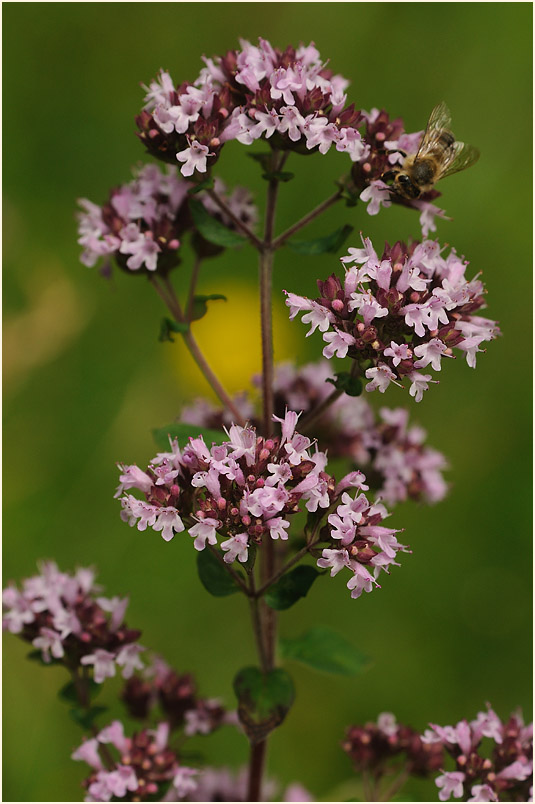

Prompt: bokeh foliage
[3,3,532,801]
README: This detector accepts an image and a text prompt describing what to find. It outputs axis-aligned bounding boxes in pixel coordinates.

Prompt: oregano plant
[4,38,531,804]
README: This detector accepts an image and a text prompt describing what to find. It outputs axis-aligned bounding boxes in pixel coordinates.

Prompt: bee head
[394,172,421,200]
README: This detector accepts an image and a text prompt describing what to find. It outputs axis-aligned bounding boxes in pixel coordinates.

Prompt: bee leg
[380,168,397,183]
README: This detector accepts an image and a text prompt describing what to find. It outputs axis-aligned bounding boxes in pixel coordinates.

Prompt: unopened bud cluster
[343,712,444,777]
[121,653,233,735]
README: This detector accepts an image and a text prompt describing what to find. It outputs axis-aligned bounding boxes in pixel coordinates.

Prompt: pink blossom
[273,410,300,443]
[414,338,452,371]
[497,759,533,781]
[317,548,351,576]
[301,302,335,336]
[347,564,380,598]
[377,712,399,737]
[277,106,305,141]
[176,141,211,177]
[436,771,466,801]
[341,237,379,270]
[72,738,103,771]
[467,785,498,802]
[359,180,392,215]
[116,643,145,679]
[173,767,199,798]
[365,364,397,394]
[32,627,65,662]
[457,335,486,368]
[225,424,257,466]
[336,127,368,161]
[327,514,356,546]
[81,649,117,683]
[335,470,369,495]
[322,330,356,359]
[119,227,161,272]
[408,371,437,402]
[189,518,220,551]
[304,116,339,154]
[153,508,185,542]
[348,291,388,327]
[384,342,412,367]
[115,464,153,498]
[97,721,129,753]
[105,766,139,798]
[268,517,290,540]
[96,596,129,632]
[220,533,249,564]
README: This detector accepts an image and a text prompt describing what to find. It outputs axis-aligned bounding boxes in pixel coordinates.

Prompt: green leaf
[190,293,227,322]
[189,199,247,248]
[264,565,322,610]
[187,176,215,195]
[233,666,295,743]
[197,549,244,597]
[326,372,363,397]
[152,422,226,451]
[286,224,354,255]
[69,705,108,730]
[280,626,370,676]
[159,317,189,342]
[58,680,101,705]
[261,170,295,183]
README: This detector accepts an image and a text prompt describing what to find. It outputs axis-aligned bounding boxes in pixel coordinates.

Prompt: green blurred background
[3,3,532,801]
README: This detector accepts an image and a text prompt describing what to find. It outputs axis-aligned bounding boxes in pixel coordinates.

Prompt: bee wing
[415,102,453,159]
[438,141,480,178]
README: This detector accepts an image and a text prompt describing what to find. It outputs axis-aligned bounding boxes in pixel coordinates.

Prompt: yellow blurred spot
[169,280,297,398]
[3,259,94,395]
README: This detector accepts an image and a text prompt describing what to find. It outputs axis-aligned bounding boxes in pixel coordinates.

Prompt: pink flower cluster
[117,413,336,562]
[286,237,499,401]
[2,562,144,683]
[422,705,533,802]
[136,39,366,176]
[117,412,409,599]
[317,478,408,600]
[77,164,256,273]
[343,711,444,777]
[72,720,198,802]
[181,359,448,506]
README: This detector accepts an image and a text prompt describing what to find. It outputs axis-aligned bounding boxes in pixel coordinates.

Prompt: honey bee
[383,102,480,200]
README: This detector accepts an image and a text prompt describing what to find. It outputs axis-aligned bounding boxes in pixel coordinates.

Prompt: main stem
[247,157,282,804]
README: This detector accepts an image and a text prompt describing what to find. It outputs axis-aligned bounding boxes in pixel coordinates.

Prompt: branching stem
[271,189,343,250]
[150,276,246,426]
[205,187,263,250]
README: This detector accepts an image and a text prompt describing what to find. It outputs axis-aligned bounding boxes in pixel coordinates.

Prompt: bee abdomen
[438,130,455,149]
